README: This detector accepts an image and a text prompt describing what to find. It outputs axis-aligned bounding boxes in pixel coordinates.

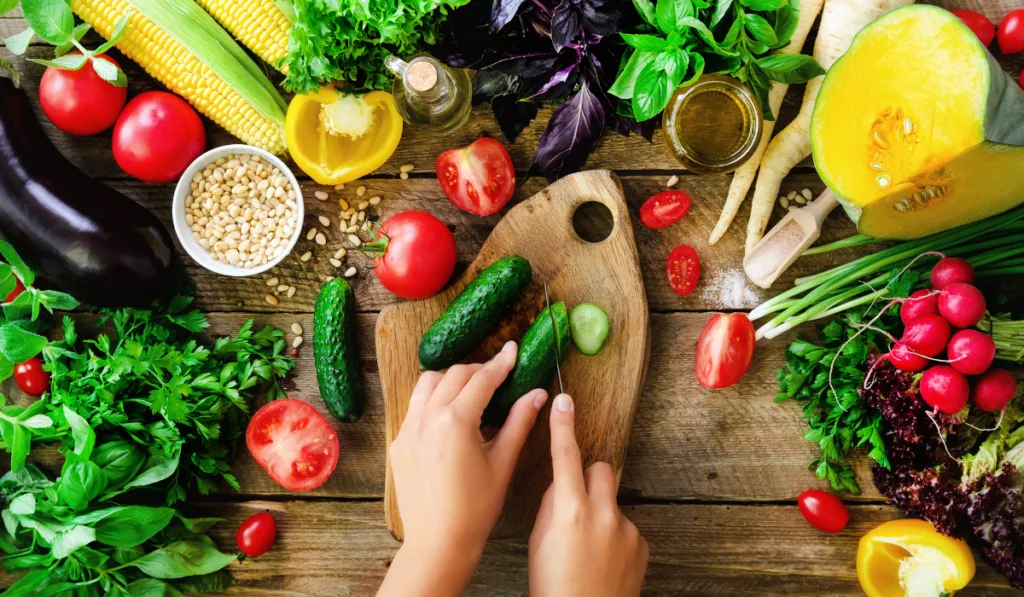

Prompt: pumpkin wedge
[811,5,1024,240]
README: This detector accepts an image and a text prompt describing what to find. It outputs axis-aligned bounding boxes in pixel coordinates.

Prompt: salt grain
[699,268,761,309]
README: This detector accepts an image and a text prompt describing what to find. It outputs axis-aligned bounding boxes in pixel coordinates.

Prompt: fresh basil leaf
[175,513,224,534]
[632,59,675,122]
[609,48,656,100]
[1,553,54,571]
[51,524,96,559]
[38,290,79,312]
[533,82,605,181]
[711,0,733,26]
[0,323,47,363]
[81,505,176,547]
[0,240,33,286]
[739,0,787,9]
[92,13,127,55]
[633,0,656,27]
[656,0,694,36]
[19,414,53,429]
[744,13,777,45]
[0,569,52,597]
[126,579,185,597]
[21,0,75,45]
[0,0,19,15]
[28,53,88,71]
[117,448,180,492]
[579,0,620,36]
[755,54,826,83]
[58,453,107,511]
[656,48,689,83]
[63,405,95,457]
[0,355,11,383]
[621,33,671,52]
[770,1,799,49]
[9,493,37,515]
[170,570,236,594]
[127,540,237,579]
[490,0,530,32]
[54,22,90,56]
[551,0,581,51]
[4,29,34,56]
[679,16,739,56]
[91,440,145,489]
[9,420,30,471]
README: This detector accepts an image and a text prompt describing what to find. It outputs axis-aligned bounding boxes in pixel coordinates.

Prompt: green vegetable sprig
[610,0,825,121]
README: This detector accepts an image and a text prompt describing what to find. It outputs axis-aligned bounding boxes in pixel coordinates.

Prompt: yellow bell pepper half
[286,87,403,185]
[857,519,975,597]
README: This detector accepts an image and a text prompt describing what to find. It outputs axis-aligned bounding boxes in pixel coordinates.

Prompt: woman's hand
[378,341,548,597]
[529,394,649,597]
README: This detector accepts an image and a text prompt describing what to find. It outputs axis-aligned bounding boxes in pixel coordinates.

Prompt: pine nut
[400,172,409,180]
[801,188,813,200]
[334,184,345,191]
[300,251,312,262]
[400,164,415,173]
[328,258,341,267]
[346,225,358,233]
[780,197,790,209]
[315,191,329,201]
[338,199,350,210]
[368,196,381,206]
[318,215,331,227]
[666,175,679,187]
[315,233,327,246]
[357,201,369,211]
[356,186,366,196]
[291,323,303,335]
[293,336,304,348]
[266,277,279,286]
[787,191,798,200]
[348,235,362,247]
[277,284,289,292]
[334,248,347,259]
[344,267,357,278]
[306,228,317,241]
[265,295,279,306]
[287,286,296,298]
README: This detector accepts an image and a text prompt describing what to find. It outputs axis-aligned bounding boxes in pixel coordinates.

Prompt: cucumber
[313,278,364,422]
[419,255,532,371]
[570,303,610,355]
[482,301,570,428]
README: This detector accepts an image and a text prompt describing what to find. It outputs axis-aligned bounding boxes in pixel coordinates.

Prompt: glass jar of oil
[661,75,763,174]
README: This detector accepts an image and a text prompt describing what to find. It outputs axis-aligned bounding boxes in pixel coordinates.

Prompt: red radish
[946,330,996,375]
[972,369,1018,413]
[900,289,939,325]
[938,283,986,328]
[920,366,970,415]
[887,342,928,373]
[901,314,951,357]
[930,257,974,290]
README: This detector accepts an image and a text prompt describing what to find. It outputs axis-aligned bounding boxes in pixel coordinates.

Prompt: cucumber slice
[570,303,610,356]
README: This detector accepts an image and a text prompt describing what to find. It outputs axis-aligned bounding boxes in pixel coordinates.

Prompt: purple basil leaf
[580,0,621,37]
[491,0,532,32]
[523,61,580,101]
[551,0,582,51]
[492,95,541,141]
[487,52,562,77]
[534,81,605,180]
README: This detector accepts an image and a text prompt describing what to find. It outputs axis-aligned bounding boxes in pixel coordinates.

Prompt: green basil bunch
[610,0,825,121]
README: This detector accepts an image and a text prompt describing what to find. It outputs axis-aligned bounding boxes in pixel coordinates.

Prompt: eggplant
[0,76,174,307]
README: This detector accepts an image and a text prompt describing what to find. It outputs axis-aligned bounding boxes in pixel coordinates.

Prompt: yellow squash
[286,87,403,186]
[857,519,975,597]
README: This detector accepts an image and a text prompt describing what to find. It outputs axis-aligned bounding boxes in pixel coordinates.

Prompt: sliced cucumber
[570,303,610,356]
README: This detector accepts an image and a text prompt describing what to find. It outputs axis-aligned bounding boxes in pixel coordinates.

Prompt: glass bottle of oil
[662,75,763,174]
[384,54,472,134]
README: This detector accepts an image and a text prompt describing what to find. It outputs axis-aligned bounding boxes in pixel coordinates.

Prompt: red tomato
[113,91,206,183]
[246,399,339,492]
[998,9,1024,55]
[14,357,49,397]
[236,512,277,557]
[436,137,515,216]
[366,211,456,300]
[640,190,692,229]
[39,54,126,136]
[695,313,755,389]
[4,278,25,303]
[666,245,700,296]
[952,10,995,46]
[797,490,850,534]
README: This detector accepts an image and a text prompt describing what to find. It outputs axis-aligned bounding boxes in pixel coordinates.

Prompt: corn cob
[71,0,287,155]
[195,0,291,74]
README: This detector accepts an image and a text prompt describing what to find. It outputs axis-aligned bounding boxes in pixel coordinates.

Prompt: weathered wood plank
[3,502,1014,595]
[3,310,879,501]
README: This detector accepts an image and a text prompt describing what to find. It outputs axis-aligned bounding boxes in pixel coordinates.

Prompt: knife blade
[543,281,564,396]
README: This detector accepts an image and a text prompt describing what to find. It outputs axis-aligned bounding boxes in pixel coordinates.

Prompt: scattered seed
[277,284,289,292]
[315,233,327,246]
[795,196,807,205]
[877,175,892,188]
[348,234,362,247]
[400,172,409,180]
[344,267,357,278]
[329,258,342,268]
[334,184,345,191]
[291,323,303,336]
[346,225,358,233]
[356,186,366,196]
[788,205,798,211]
[349,214,359,226]
[801,188,813,201]
[357,201,369,211]
[334,248,347,259]
[787,191,797,200]
[318,215,331,227]
[306,228,317,241]
[300,251,312,262]
[287,286,296,298]
[360,223,370,232]
[368,196,381,206]
[666,175,679,187]
[265,294,279,306]
[266,277,279,287]
[315,191,329,201]
[293,336,304,348]
[338,199,350,210]
[326,276,335,282]
[870,162,885,171]
[780,197,790,209]
[358,211,366,222]
[400,164,415,173]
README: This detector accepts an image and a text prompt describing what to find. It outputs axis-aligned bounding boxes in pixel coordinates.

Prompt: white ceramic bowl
[173,144,304,277]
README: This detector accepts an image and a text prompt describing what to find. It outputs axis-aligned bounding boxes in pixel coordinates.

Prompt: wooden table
[2,2,1023,594]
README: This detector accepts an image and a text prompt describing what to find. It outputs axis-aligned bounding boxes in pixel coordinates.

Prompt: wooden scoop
[744,189,839,289]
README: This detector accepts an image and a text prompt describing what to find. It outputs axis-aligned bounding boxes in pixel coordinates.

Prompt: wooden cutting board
[376,170,650,539]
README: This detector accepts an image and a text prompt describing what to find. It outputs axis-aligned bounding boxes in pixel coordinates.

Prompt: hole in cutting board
[572,201,614,243]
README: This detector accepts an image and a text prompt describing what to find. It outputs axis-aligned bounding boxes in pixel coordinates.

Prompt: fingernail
[553,394,573,412]
[533,390,549,410]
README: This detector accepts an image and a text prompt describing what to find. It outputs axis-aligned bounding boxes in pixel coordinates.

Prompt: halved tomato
[695,313,756,389]
[640,190,692,229]
[666,245,700,296]
[436,137,515,216]
[246,399,339,492]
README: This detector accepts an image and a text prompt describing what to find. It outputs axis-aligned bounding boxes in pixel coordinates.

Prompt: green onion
[978,313,1024,364]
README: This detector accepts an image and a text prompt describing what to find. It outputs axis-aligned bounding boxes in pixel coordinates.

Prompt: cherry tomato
[366,211,456,300]
[236,512,277,557]
[113,91,206,183]
[14,357,49,397]
[666,245,700,296]
[797,490,849,534]
[436,137,515,216]
[695,313,756,389]
[4,278,25,303]
[952,10,995,46]
[246,399,339,492]
[640,190,692,229]
[39,54,126,136]
[998,9,1024,55]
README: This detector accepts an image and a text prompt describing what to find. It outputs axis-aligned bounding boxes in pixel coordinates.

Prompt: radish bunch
[885,258,1017,415]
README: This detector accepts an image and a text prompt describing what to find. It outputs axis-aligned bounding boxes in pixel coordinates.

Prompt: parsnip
[709,0,825,246]
[744,0,915,254]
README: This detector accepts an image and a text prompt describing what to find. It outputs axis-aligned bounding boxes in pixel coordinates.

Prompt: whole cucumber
[419,255,532,370]
[313,278,364,422]
[482,301,570,427]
